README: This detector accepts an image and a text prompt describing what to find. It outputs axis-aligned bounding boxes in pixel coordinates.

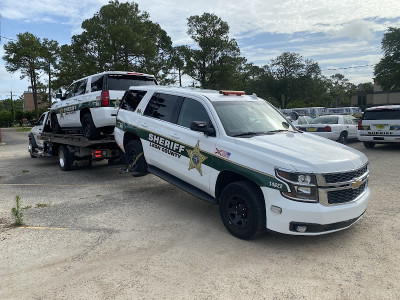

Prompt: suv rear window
[363,109,400,120]
[107,75,156,91]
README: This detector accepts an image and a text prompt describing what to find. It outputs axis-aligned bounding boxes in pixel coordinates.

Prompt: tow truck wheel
[28,139,36,158]
[219,181,266,240]
[58,145,75,171]
[82,113,101,140]
[125,140,147,176]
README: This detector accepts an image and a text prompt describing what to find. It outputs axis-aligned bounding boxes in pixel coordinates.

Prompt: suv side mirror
[190,121,216,136]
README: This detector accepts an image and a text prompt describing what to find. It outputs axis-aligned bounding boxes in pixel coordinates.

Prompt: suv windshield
[212,101,294,137]
[363,109,400,120]
[107,74,156,90]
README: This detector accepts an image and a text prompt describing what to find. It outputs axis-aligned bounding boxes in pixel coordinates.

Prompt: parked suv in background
[51,71,157,139]
[357,105,400,148]
[114,86,370,239]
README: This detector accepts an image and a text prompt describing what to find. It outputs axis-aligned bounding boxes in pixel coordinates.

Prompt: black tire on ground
[51,114,62,134]
[58,145,75,171]
[363,141,375,149]
[82,113,101,140]
[125,140,148,176]
[337,132,348,144]
[28,138,37,158]
[219,181,266,240]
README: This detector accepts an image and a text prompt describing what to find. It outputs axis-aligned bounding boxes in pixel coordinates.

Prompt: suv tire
[51,114,62,134]
[219,181,266,240]
[125,140,148,176]
[82,113,101,140]
[363,141,375,149]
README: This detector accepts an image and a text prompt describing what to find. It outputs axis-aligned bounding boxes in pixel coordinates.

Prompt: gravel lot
[0,127,399,300]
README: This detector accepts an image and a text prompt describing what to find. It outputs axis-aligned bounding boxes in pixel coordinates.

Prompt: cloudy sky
[1,0,400,100]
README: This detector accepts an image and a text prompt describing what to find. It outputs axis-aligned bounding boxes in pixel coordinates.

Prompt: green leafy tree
[269,52,322,108]
[357,82,374,93]
[184,13,244,89]
[3,32,43,119]
[374,27,400,90]
[326,73,356,107]
[56,0,173,87]
[41,39,60,106]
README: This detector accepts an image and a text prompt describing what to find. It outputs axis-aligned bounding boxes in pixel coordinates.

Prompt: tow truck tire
[125,140,147,176]
[337,132,348,144]
[58,145,75,171]
[219,181,266,240]
[363,141,375,149]
[51,114,62,134]
[82,113,101,140]
[28,139,37,158]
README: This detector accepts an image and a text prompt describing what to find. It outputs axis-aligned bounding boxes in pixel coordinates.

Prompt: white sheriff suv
[51,71,157,139]
[357,105,400,148]
[115,86,370,239]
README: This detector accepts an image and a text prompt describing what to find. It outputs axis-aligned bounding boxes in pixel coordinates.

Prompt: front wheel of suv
[82,113,101,140]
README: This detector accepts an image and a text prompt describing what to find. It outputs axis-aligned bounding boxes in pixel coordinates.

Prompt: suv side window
[74,79,87,96]
[91,75,104,92]
[177,98,211,128]
[144,93,183,123]
[64,83,77,99]
[121,90,147,112]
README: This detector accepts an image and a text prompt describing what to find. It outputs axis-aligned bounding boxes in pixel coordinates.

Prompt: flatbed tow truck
[29,112,121,171]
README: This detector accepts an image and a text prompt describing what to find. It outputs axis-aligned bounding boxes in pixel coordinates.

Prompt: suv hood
[234,131,367,174]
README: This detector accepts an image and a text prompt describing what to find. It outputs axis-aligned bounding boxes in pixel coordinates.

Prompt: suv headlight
[276,169,318,202]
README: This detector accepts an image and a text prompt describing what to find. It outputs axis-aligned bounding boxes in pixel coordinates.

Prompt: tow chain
[127,152,144,172]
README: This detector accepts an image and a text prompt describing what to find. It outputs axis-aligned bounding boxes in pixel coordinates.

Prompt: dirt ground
[0,127,399,300]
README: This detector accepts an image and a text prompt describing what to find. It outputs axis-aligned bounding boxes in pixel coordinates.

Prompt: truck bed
[39,132,116,147]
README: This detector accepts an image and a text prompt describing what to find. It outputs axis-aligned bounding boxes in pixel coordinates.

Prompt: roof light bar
[219,90,245,96]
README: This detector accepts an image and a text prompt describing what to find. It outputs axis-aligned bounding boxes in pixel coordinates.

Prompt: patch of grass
[36,203,51,208]
[16,127,33,132]
[22,170,29,173]
[11,195,24,226]
[22,206,32,210]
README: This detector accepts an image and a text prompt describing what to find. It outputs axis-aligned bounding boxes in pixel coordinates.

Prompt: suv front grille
[327,182,367,204]
[324,164,368,183]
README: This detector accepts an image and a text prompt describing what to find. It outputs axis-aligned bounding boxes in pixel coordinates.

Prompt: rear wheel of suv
[82,113,101,140]
[219,181,266,240]
[363,141,375,149]
[125,140,148,176]
[51,114,62,134]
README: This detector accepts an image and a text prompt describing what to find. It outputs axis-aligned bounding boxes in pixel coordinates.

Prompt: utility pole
[10,89,15,124]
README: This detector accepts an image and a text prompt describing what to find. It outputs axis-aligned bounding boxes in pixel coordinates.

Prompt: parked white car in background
[290,115,313,129]
[298,115,358,143]
[51,71,157,140]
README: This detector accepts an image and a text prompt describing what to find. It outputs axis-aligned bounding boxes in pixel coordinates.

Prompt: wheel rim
[59,149,65,168]
[226,195,251,229]
[28,141,32,153]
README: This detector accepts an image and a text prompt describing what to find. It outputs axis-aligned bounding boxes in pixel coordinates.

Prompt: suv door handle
[141,122,148,128]
[171,133,180,139]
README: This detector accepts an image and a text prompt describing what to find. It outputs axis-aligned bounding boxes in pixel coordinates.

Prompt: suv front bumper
[262,186,371,235]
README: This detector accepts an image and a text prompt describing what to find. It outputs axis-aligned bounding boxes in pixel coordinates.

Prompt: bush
[0,110,13,127]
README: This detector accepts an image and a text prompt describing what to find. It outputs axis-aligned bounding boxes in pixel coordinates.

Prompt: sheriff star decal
[187,140,207,176]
